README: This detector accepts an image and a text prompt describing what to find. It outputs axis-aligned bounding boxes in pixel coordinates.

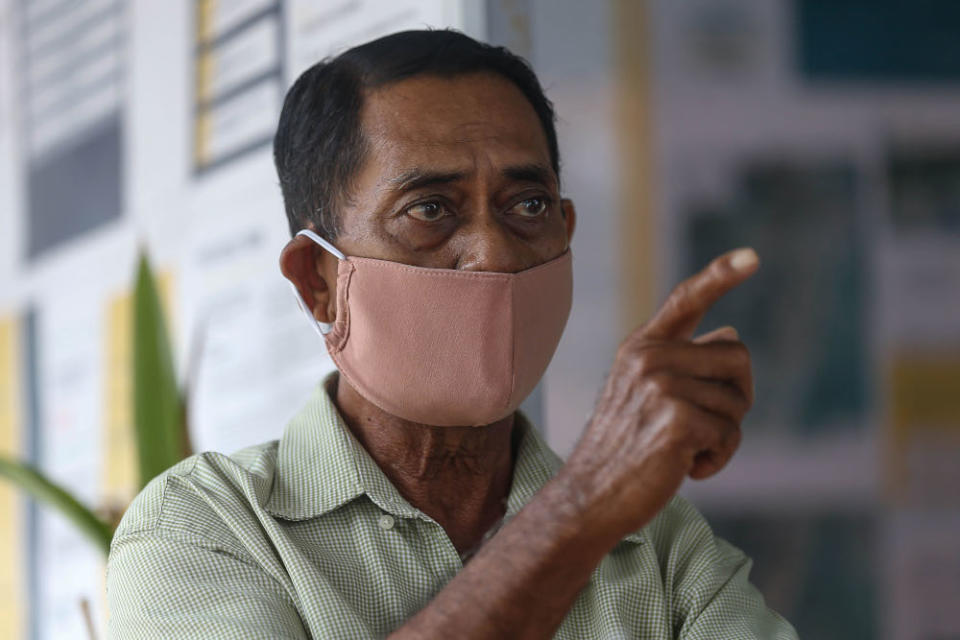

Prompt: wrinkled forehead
[359,72,553,180]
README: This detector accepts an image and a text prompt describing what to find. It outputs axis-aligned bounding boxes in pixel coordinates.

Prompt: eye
[511,197,548,218]
[405,201,450,222]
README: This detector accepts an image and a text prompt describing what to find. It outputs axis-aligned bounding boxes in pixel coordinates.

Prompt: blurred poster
[879,146,960,347]
[101,290,137,509]
[180,205,335,456]
[681,159,868,436]
[0,315,24,639]
[181,0,482,454]
[284,0,475,81]
[486,0,531,59]
[885,352,960,508]
[668,0,771,79]
[885,511,960,640]
[19,0,125,259]
[196,0,280,98]
[889,147,960,235]
[31,301,104,639]
[707,510,879,640]
[797,0,960,83]
[878,145,960,507]
[193,0,283,172]
[191,0,478,174]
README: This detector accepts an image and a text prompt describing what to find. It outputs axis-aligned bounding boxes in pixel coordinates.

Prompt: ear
[279,234,338,324]
[560,198,577,245]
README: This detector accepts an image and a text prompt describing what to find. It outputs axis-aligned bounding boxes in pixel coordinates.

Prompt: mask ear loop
[290,229,346,336]
[296,228,346,260]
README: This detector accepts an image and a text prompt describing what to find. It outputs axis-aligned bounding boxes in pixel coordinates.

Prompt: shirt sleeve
[107,530,308,640]
[646,497,800,640]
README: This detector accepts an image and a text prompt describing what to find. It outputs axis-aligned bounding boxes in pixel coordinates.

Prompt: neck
[331,374,516,557]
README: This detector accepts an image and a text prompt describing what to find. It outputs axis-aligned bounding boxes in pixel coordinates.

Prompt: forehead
[359,72,552,179]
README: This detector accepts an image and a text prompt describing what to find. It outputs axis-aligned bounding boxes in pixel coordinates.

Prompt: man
[107,30,798,638]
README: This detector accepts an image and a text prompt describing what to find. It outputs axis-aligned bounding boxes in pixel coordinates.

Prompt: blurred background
[1,0,959,638]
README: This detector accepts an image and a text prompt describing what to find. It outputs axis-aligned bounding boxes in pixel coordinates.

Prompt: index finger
[643,248,759,341]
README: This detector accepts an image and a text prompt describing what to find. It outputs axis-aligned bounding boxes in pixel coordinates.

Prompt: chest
[268,506,672,639]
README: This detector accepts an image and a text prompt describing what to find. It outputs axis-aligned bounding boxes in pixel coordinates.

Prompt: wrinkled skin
[280,71,759,639]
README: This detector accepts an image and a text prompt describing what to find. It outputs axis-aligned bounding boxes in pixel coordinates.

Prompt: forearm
[389,470,623,640]
[392,252,759,639]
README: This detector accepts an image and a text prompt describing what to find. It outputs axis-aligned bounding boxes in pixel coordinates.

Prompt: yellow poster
[890,352,960,434]
[0,315,24,638]
[886,350,960,505]
[102,293,137,511]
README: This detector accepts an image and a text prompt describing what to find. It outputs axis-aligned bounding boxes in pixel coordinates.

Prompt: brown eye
[512,197,548,218]
[406,201,449,222]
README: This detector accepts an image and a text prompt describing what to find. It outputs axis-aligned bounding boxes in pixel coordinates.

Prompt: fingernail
[730,248,758,271]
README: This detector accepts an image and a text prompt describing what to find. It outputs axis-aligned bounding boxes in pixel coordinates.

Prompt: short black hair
[273,29,559,239]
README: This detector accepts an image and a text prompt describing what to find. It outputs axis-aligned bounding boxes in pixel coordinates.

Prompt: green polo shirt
[106,375,798,639]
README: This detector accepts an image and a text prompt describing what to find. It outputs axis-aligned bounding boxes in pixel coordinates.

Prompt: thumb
[694,325,739,344]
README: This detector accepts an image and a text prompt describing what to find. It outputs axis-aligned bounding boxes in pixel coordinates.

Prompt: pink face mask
[291,229,573,426]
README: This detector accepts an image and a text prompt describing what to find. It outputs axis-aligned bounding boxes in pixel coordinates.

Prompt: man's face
[332,71,575,272]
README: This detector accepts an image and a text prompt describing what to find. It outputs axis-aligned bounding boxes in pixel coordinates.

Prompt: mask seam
[506,277,519,417]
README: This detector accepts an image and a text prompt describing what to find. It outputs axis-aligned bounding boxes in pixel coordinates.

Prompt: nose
[456,219,532,274]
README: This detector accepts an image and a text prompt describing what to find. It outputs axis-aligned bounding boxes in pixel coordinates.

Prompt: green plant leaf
[133,252,186,489]
[0,455,113,555]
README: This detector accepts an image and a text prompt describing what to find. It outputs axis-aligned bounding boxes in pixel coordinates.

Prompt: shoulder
[643,494,715,553]
[641,495,749,585]
[112,441,279,547]
[639,498,799,637]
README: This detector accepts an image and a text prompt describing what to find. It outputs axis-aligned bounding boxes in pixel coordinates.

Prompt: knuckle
[618,329,644,352]
[645,373,674,398]
[667,285,694,316]
[727,339,745,358]
[660,397,690,431]
[614,346,642,376]
[738,340,752,362]
[729,341,751,369]
[631,347,660,377]
[709,258,732,280]
[647,392,674,420]
[617,333,650,359]
[614,340,635,363]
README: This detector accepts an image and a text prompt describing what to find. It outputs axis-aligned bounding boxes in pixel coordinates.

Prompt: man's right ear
[279,234,337,324]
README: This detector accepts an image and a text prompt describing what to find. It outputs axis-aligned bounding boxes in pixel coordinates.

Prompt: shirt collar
[265,373,421,521]
[266,372,644,544]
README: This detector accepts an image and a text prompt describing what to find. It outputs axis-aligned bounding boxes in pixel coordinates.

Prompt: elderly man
[107,30,798,639]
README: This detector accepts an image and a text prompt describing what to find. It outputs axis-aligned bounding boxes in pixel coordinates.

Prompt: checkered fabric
[107,374,798,639]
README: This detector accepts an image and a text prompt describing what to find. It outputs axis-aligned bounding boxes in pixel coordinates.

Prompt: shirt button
[378,514,395,530]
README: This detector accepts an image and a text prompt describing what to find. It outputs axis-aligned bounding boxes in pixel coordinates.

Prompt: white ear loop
[296,228,346,260]
[290,229,346,335]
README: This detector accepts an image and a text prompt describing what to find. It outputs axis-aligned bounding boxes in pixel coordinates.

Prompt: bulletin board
[645,1,960,638]
[0,2,483,638]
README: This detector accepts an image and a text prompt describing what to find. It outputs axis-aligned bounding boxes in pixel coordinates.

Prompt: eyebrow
[387,169,466,192]
[502,163,555,189]
[385,163,556,193]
